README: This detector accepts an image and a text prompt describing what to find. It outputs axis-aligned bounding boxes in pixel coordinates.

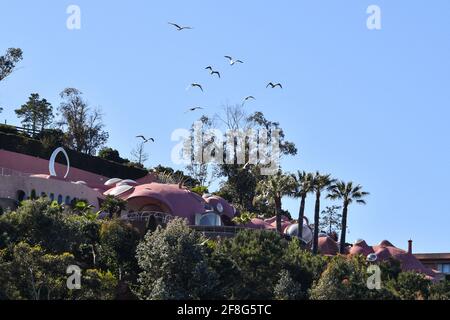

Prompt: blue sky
[1,0,449,252]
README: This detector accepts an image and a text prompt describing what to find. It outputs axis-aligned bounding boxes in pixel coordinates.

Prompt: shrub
[274,270,304,300]
[135,218,219,300]
[387,272,431,300]
[429,280,450,300]
[191,186,209,196]
[215,229,288,300]
[310,255,396,300]
[98,219,140,281]
[0,124,18,135]
[282,238,328,298]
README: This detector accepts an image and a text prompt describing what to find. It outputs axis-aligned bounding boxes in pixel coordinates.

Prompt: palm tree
[101,195,127,219]
[291,171,314,240]
[256,171,295,232]
[311,172,335,254]
[327,181,369,254]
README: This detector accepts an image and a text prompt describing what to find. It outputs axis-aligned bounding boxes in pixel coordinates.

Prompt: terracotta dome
[109,183,205,224]
[318,236,339,256]
[349,239,374,256]
[203,195,235,217]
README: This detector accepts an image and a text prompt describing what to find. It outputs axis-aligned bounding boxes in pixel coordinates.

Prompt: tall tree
[131,142,149,167]
[311,172,335,254]
[0,48,23,82]
[15,93,53,136]
[291,171,314,240]
[319,205,342,236]
[185,115,215,187]
[327,181,369,254]
[58,88,108,155]
[215,105,297,211]
[256,171,295,232]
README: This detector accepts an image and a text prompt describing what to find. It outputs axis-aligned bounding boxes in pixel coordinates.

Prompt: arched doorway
[16,190,26,202]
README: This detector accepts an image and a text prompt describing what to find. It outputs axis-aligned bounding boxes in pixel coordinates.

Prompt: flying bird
[189,83,204,92]
[136,135,155,143]
[205,66,221,78]
[224,56,244,66]
[266,82,283,89]
[185,106,205,113]
[243,96,256,103]
[168,22,192,31]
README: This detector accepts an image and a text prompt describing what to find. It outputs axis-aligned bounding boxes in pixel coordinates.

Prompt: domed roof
[203,195,235,217]
[379,240,395,248]
[318,236,339,256]
[346,240,438,279]
[349,239,374,256]
[285,223,313,243]
[244,216,294,231]
[107,183,236,224]
[104,178,122,186]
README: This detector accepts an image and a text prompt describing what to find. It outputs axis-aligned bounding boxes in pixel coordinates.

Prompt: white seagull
[224,56,244,66]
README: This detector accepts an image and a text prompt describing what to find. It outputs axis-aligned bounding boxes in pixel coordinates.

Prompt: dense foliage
[0,201,449,300]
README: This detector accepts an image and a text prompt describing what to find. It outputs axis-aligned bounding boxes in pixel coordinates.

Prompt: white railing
[0,167,31,177]
[122,211,175,224]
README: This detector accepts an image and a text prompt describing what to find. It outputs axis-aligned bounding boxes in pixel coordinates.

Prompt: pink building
[0,149,241,229]
[1,148,444,280]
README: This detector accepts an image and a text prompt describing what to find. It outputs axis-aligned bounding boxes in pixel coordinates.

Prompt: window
[65,196,71,205]
[57,195,63,204]
[50,193,55,201]
[438,264,450,274]
[197,212,222,227]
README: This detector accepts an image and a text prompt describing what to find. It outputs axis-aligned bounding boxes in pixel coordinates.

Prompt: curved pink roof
[107,183,237,225]
[349,240,375,256]
[203,195,235,217]
[347,240,438,279]
[245,218,269,230]
[244,216,293,231]
[318,236,340,256]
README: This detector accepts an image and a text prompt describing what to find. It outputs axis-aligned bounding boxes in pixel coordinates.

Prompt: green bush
[429,280,450,300]
[135,218,219,300]
[387,272,431,300]
[310,255,396,300]
[98,219,140,281]
[215,229,289,300]
[274,270,304,300]
[0,124,18,135]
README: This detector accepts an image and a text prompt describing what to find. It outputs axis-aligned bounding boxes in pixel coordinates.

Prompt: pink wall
[0,150,109,189]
